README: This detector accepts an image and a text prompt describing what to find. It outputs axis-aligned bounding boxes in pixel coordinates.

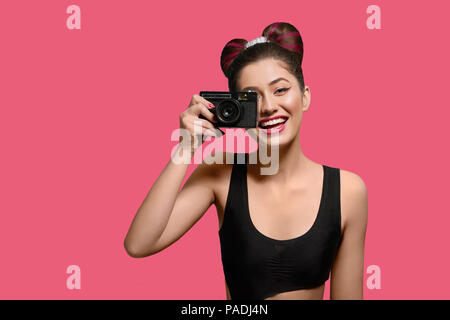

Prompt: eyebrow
[241,77,290,91]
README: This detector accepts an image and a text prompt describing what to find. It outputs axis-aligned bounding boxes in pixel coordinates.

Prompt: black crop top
[218,153,342,300]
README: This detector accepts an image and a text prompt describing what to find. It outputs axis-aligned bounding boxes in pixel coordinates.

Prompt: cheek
[284,94,302,117]
[285,95,303,132]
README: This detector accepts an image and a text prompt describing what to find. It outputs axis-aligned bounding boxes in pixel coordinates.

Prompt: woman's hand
[124,95,221,258]
[178,94,219,156]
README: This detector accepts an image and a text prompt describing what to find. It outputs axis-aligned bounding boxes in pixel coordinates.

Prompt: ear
[302,86,311,112]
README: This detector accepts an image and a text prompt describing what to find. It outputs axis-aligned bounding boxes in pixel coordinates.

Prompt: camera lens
[216,99,241,124]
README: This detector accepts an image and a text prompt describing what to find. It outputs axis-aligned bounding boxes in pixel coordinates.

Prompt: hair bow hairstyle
[220,22,305,93]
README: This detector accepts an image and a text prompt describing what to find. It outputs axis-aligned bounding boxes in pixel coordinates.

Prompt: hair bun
[263,22,304,61]
[220,22,304,79]
[220,39,247,78]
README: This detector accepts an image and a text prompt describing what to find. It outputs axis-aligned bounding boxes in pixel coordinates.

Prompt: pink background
[1,0,449,299]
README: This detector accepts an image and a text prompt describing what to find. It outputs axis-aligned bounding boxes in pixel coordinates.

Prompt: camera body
[199,91,258,128]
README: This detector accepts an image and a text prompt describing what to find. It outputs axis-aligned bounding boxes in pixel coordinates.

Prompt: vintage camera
[199,91,258,128]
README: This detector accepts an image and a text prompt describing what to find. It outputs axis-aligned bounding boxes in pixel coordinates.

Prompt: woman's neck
[248,133,313,184]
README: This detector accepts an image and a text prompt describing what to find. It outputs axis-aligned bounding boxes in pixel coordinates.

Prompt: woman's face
[236,58,310,148]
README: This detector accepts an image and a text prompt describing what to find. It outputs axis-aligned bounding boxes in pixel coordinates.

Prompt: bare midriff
[225,282,325,300]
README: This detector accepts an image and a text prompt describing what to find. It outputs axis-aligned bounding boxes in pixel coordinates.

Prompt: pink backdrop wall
[1,0,449,299]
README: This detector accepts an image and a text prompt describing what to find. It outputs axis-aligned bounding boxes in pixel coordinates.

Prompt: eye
[275,87,289,94]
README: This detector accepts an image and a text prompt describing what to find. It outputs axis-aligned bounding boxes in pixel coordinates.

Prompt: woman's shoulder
[321,162,366,194]
[339,167,367,199]
[195,152,235,181]
[194,152,235,199]
[338,167,368,232]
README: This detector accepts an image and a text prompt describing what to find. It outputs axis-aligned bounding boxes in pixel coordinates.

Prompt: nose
[259,94,278,116]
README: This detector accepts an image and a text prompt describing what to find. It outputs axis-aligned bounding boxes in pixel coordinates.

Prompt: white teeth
[260,118,287,128]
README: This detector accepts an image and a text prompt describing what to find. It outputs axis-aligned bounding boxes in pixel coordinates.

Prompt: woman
[124,22,368,300]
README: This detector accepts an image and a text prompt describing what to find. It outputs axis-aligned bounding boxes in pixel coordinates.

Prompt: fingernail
[208,103,214,109]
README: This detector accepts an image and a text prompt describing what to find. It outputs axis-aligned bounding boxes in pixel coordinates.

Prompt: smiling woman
[221,24,308,149]
[237,59,307,147]
[215,21,368,300]
[124,21,368,301]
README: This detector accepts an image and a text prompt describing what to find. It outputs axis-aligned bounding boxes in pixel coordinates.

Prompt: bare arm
[330,170,368,299]
[124,151,217,257]
[124,94,220,258]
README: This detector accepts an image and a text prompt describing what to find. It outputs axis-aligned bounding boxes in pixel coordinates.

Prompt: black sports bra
[218,153,342,300]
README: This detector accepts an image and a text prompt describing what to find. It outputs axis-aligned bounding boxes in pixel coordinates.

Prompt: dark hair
[220,22,305,93]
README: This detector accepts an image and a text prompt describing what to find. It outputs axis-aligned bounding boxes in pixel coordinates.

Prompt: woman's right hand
[125,95,221,258]
[178,94,219,155]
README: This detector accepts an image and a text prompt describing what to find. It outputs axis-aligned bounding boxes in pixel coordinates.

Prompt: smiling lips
[257,115,288,135]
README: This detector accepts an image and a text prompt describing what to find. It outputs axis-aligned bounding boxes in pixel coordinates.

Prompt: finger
[192,93,214,109]
[187,103,217,123]
[202,128,220,138]
[196,103,217,123]
[198,95,214,109]
[187,94,203,110]
[190,116,216,131]
[186,102,203,114]
[192,128,220,145]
